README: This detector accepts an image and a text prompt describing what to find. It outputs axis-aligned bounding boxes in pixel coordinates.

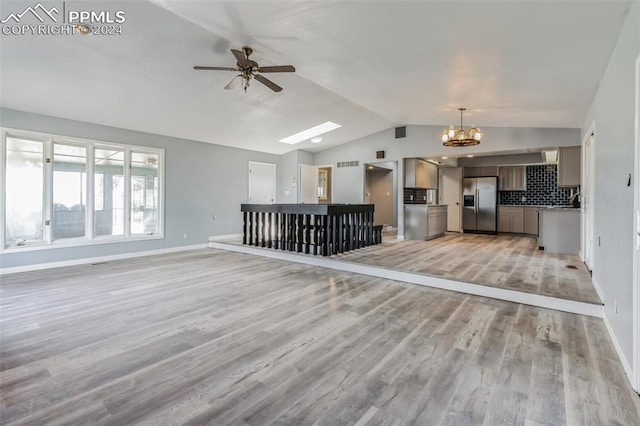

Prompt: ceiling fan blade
[193,66,237,71]
[225,75,243,90]
[231,49,249,66]
[258,65,296,73]
[255,74,283,92]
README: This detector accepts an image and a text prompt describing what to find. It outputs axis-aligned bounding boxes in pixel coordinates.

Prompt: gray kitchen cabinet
[498,206,524,233]
[405,159,437,189]
[499,166,526,191]
[498,212,510,233]
[424,162,438,189]
[558,146,581,187]
[427,205,447,239]
[510,210,524,233]
[539,209,580,254]
[464,166,498,178]
[524,207,539,235]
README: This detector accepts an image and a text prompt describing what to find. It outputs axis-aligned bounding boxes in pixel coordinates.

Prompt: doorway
[365,162,397,228]
[298,164,333,204]
[316,166,333,204]
[248,161,276,204]
[439,167,462,232]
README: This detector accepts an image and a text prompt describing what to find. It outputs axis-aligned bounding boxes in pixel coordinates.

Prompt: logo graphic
[1,2,126,36]
[1,2,59,24]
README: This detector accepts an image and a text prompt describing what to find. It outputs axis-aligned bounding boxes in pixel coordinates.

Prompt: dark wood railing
[241,204,381,256]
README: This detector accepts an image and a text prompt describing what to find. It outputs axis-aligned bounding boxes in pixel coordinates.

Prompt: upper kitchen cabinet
[405,158,437,189]
[499,166,526,191]
[463,166,498,178]
[558,146,581,187]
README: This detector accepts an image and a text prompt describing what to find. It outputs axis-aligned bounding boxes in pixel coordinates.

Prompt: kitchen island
[538,207,580,254]
[404,204,448,240]
[241,204,379,256]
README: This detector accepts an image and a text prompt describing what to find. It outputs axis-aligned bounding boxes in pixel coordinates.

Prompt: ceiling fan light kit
[193,47,295,93]
[441,108,483,147]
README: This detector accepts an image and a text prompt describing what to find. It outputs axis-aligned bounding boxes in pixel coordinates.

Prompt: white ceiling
[0,0,632,155]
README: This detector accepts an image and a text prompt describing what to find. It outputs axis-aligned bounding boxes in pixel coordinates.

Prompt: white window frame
[0,127,165,253]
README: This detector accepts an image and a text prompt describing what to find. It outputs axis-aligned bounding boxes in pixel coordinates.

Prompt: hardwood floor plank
[1,248,637,425]
[333,233,601,305]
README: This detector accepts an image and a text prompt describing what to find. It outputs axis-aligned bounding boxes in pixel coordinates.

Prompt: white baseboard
[0,244,207,276]
[603,311,634,382]
[208,233,243,242]
[592,276,605,302]
[209,242,603,318]
[396,235,406,240]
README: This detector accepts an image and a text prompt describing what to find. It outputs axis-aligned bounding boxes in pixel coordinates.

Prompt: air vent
[337,161,359,168]
[395,126,406,139]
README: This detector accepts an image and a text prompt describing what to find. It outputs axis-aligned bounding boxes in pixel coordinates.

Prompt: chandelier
[441,108,483,147]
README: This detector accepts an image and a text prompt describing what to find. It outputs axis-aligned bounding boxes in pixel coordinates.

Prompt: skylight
[278,121,341,145]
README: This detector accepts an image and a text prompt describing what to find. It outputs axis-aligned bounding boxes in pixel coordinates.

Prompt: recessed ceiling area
[0,0,633,155]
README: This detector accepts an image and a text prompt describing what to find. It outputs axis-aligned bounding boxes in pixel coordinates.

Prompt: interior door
[299,164,317,204]
[439,167,462,232]
[248,161,276,204]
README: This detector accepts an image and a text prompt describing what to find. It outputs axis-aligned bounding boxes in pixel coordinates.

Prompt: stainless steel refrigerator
[462,177,497,233]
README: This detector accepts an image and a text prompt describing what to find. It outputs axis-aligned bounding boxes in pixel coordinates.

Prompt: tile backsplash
[499,164,576,206]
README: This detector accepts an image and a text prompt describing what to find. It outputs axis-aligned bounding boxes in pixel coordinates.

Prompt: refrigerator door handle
[475,189,479,213]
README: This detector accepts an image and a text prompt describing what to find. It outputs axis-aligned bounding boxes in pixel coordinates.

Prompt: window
[5,137,44,245]
[53,144,87,240]
[1,129,164,251]
[131,152,159,235]
[95,148,125,237]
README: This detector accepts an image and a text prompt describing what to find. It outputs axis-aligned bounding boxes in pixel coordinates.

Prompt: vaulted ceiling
[0,1,632,154]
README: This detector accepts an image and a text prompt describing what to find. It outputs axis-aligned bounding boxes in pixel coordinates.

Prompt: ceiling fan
[193,47,295,93]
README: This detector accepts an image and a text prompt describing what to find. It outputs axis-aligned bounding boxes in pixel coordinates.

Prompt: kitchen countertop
[499,205,579,210]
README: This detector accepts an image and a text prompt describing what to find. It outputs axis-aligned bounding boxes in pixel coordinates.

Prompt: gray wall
[277,150,298,203]
[581,2,639,363]
[277,149,315,203]
[314,124,581,237]
[0,108,279,268]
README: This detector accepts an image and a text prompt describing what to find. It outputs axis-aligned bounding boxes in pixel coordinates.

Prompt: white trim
[582,121,595,270]
[1,234,164,253]
[316,164,334,203]
[633,52,640,393]
[1,127,166,252]
[604,310,634,382]
[208,233,242,242]
[0,244,206,276]
[592,276,605,302]
[209,242,603,318]
[0,130,5,252]
[396,234,406,240]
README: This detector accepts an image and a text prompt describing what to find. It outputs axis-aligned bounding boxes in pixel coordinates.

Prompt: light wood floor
[1,249,637,425]
[335,233,602,305]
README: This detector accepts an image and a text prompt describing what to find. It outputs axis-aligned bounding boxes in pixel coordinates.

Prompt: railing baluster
[240,204,378,256]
